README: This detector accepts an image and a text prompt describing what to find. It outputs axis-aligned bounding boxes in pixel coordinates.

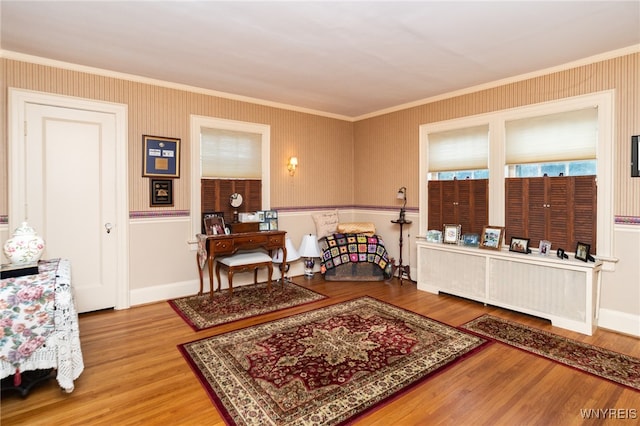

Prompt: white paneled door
[9,90,129,312]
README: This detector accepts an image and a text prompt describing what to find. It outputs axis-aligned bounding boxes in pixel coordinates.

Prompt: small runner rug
[169,281,327,331]
[461,314,640,391]
[178,297,488,425]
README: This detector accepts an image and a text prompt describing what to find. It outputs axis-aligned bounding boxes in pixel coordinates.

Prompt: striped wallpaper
[1,52,638,219]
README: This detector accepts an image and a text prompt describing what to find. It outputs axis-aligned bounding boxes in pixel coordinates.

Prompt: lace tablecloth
[0,259,84,392]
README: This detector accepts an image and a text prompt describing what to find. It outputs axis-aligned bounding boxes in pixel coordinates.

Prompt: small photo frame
[443,224,461,244]
[509,237,530,254]
[426,230,442,243]
[539,240,551,256]
[150,179,173,207]
[632,135,639,177]
[462,233,480,247]
[204,216,226,236]
[202,211,224,234]
[575,241,591,262]
[143,135,180,178]
[480,226,504,250]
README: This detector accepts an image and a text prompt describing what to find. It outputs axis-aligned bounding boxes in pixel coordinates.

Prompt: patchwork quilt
[319,233,390,272]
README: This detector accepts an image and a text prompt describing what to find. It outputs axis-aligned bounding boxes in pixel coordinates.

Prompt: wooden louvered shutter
[505,178,525,245]
[470,179,488,235]
[505,175,596,254]
[427,181,443,231]
[572,175,597,253]
[201,179,262,225]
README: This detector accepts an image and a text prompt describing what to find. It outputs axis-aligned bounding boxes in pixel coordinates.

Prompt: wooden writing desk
[196,230,287,298]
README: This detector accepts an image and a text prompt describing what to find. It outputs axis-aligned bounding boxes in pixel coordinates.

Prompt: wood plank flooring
[2,276,639,425]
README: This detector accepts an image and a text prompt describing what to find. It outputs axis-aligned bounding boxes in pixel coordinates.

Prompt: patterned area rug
[179,297,488,425]
[168,281,327,331]
[462,314,640,391]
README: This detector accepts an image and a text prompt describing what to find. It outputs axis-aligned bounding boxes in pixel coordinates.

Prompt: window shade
[201,127,262,178]
[428,125,489,172]
[505,107,597,164]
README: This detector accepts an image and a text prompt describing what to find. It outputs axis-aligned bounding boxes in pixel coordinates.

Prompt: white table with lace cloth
[0,258,84,393]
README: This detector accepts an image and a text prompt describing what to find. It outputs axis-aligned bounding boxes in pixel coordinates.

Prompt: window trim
[419,90,615,269]
[190,115,270,241]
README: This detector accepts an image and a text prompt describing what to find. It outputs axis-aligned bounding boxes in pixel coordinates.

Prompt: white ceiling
[1,1,639,119]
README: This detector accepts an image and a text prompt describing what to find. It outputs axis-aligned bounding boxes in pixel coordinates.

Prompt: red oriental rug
[169,281,327,331]
[461,314,640,391]
[178,297,488,425]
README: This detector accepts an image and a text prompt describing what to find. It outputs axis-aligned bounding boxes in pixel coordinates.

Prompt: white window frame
[419,90,615,270]
[190,115,270,241]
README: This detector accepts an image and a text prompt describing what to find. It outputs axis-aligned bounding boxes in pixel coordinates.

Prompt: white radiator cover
[417,240,602,335]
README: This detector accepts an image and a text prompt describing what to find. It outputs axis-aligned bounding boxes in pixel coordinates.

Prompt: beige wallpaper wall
[1,52,639,219]
[353,53,640,217]
[0,58,354,217]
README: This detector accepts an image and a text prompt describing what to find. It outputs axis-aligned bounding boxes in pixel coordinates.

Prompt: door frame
[8,88,130,309]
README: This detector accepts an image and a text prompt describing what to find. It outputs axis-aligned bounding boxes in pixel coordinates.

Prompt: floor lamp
[272,237,300,283]
[298,234,321,277]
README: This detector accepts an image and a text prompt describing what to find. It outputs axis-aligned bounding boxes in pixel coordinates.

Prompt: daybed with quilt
[312,211,393,281]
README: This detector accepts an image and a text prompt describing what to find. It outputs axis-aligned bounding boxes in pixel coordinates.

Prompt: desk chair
[215,251,273,294]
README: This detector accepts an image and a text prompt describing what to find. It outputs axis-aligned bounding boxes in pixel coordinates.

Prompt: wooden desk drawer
[267,234,284,247]
[233,234,268,246]
[211,239,234,253]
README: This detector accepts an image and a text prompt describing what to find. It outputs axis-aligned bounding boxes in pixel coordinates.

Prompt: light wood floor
[2,276,639,426]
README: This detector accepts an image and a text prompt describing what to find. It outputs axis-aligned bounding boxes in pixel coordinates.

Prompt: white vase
[3,222,46,265]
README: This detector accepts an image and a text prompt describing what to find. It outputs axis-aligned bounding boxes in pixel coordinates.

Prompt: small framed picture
[539,240,551,256]
[632,135,639,177]
[480,226,504,250]
[426,230,442,243]
[443,224,461,244]
[204,216,226,236]
[509,237,530,254]
[202,211,224,234]
[575,241,591,262]
[462,233,480,247]
[142,135,180,178]
[150,179,173,206]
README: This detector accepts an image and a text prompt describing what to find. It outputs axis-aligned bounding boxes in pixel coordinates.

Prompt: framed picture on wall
[632,135,639,177]
[150,179,173,207]
[142,135,180,178]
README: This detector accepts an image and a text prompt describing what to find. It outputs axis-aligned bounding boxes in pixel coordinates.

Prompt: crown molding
[3,44,638,123]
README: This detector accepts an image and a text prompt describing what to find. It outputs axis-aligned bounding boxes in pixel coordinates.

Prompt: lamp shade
[272,237,300,263]
[298,234,321,258]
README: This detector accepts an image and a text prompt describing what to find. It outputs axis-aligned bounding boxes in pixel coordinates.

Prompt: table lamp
[272,237,300,282]
[397,186,407,221]
[298,234,321,277]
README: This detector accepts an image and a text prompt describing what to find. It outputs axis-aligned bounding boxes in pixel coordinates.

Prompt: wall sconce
[287,156,298,176]
[397,186,407,221]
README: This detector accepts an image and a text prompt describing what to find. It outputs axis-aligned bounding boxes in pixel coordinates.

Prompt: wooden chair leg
[215,262,222,293]
[228,270,234,294]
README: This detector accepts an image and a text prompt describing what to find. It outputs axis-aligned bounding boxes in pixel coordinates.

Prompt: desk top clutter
[0,259,84,393]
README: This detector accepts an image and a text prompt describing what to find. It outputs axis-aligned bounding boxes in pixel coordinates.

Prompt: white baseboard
[128,269,290,307]
[598,308,640,337]
[129,279,200,306]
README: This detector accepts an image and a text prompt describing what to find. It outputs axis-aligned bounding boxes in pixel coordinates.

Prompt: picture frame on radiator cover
[443,224,461,244]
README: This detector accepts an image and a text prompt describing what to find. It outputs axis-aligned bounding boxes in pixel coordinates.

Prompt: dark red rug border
[177,296,491,425]
[460,314,640,393]
[167,282,328,331]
